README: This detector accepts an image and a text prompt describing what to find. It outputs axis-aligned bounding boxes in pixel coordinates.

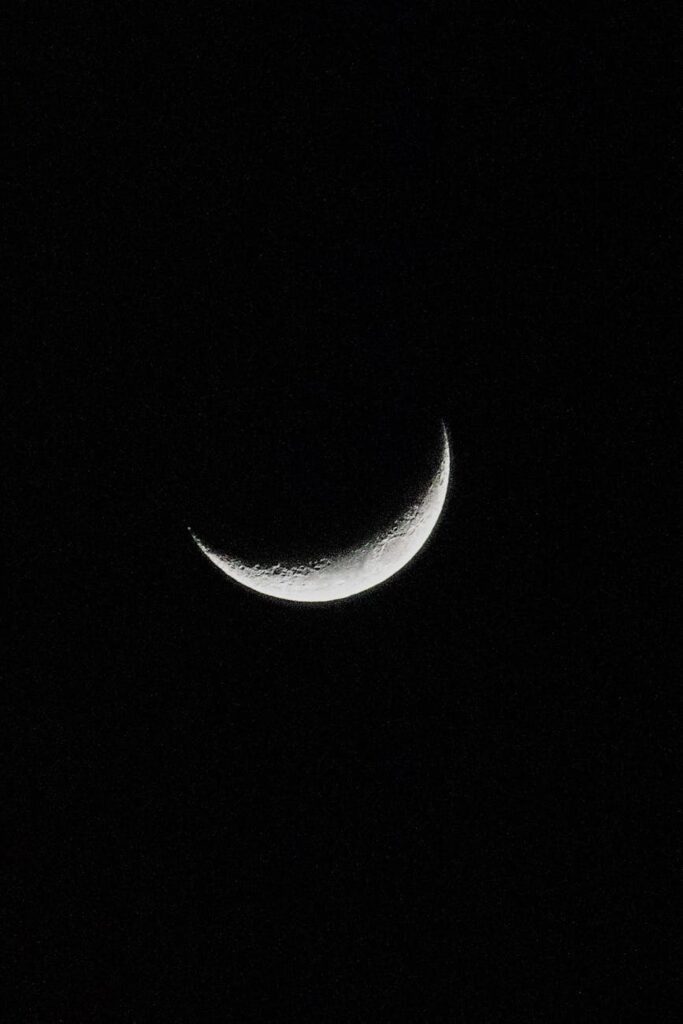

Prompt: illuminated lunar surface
[190,423,450,603]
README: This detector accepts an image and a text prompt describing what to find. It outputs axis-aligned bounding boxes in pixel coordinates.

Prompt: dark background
[9,2,676,1020]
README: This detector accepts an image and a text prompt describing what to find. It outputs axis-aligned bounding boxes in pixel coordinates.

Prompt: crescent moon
[190,422,450,603]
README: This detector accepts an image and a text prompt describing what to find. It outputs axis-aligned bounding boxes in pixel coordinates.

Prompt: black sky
[10,2,676,1020]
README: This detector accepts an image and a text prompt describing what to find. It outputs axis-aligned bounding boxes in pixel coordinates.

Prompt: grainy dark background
[9,2,676,1020]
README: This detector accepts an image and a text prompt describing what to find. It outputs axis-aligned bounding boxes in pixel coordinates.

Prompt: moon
[190,422,450,603]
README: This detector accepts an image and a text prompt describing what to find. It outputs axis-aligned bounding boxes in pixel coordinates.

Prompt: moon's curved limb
[190,423,450,603]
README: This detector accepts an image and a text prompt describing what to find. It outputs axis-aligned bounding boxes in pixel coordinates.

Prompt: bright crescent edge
[190,422,450,603]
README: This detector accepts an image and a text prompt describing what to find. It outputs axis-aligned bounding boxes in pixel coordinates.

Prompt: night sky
[10,3,676,1020]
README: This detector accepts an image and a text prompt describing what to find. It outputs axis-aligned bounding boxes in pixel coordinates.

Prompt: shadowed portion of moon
[190,423,450,603]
